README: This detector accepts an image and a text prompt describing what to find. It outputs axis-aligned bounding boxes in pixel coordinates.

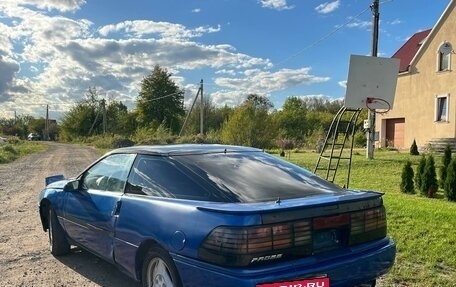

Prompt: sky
[0,0,451,120]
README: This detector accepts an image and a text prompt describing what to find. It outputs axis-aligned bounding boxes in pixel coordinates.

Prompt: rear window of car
[125,151,344,203]
[125,155,236,202]
[175,151,344,203]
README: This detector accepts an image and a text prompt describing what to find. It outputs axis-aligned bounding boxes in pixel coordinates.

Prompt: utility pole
[199,79,204,135]
[179,80,204,137]
[367,0,379,159]
[101,99,107,135]
[45,104,49,140]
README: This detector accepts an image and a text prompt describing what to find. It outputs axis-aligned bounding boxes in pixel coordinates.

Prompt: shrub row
[402,145,456,201]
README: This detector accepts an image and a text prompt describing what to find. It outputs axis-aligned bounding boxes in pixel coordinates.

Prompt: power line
[139,91,183,103]
[275,6,372,67]
[274,0,398,68]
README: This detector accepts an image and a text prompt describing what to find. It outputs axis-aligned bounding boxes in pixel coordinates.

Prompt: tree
[276,97,307,142]
[444,158,456,201]
[421,154,438,198]
[136,65,185,133]
[0,115,32,139]
[106,101,136,136]
[415,155,426,191]
[60,87,101,140]
[400,161,415,194]
[181,99,232,136]
[221,94,277,148]
[28,118,46,135]
[439,145,452,188]
[410,139,419,155]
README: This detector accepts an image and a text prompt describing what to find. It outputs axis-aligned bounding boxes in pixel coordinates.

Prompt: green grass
[282,149,456,287]
[0,141,47,164]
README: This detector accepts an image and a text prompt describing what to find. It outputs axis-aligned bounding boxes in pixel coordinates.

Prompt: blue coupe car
[38,144,395,287]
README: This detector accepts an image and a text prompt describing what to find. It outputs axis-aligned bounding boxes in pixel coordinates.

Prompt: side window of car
[126,155,209,200]
[82,153,136,192]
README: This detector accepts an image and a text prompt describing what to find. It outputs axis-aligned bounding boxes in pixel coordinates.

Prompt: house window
[435,95,449,122]
[438,42,452,71]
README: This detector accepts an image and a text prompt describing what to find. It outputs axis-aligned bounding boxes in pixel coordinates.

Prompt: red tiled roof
[392,29,432,72]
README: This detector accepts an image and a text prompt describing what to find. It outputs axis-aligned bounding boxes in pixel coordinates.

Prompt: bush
[400,161,415,194]
[133,125,176,145]
[444,159,456,202]
[415,155,426,191]
[7,136,21,145]
[354,130,366,148]
[410,139,419,155]
[421,154,438,198]
[439,145,452,188]
[2,145,17,155]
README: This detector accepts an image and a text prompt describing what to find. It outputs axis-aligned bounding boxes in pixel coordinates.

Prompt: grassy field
[0,140,47,164]
[282,149,456,287]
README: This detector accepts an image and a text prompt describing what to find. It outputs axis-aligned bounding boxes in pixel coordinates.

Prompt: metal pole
[199,79,204,135]
[367,0,379,159]
[179,87,201,136]
[101,99,107,135]
[45,104,49,140]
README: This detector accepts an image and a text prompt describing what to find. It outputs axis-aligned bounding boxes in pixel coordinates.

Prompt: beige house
[376,0,456,150]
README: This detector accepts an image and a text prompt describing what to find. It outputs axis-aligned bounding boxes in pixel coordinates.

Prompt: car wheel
[354,280,376,287]
[142,247,182,287]
[48,208,70,256]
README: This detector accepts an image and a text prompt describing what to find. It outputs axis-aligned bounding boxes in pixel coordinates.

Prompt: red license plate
[257,277,330,287]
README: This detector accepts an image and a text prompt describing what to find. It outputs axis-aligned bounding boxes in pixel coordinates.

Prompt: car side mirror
[63,179,80,192]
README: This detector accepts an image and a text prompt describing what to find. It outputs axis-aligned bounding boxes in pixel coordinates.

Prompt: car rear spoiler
[45,174,65,186]
[196,191,384,216]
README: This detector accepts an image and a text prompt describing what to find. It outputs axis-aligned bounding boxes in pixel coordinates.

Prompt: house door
[385,118,405,148]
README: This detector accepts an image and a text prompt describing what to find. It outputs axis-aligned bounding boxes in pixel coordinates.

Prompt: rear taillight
[199,220,312,266]
[349,206,387,245]
[199,206,387,267]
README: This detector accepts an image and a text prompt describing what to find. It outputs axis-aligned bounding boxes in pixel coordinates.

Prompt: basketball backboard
[344,55,400,110]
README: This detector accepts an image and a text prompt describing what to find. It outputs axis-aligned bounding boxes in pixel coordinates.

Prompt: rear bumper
[173,237,396,287]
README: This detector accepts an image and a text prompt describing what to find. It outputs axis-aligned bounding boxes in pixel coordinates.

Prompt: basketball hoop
[366,97,391,114]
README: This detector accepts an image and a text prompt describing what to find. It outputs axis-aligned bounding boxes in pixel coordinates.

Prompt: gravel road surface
[0,142,139,287]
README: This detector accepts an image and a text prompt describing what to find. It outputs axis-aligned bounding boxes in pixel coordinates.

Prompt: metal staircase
[313,107,362,188]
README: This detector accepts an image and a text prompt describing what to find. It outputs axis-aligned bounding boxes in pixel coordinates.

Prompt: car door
[62,153,135,260]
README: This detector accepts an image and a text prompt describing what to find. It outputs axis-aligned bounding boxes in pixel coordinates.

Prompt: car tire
[141,247,182,287]
[354,280,376,287]
[48,208,70,256]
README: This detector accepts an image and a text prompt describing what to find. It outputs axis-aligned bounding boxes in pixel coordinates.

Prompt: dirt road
[0,143,139,287]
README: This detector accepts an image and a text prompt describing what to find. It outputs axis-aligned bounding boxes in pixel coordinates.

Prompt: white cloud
[98,20,220,40]
[315,1,340,14]
[389,19,402,25]
[0,56,21,101]
[346,17,371,29]
[192,8,201,13]
[7,0,86,12]
[211,68,330,106]
[215,69,237,76]
[259,0,294,11]
[338,80,347,88]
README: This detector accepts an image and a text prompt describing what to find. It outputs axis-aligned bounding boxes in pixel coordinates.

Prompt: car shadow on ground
[56,247,140,287]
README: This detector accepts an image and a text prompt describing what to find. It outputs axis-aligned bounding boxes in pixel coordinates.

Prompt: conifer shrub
[400,161,415,194]
[439,145,452,188]
[444,159,456,202]
[421,154,438,198]
[410,139,419,155]
[415,154,426,191]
